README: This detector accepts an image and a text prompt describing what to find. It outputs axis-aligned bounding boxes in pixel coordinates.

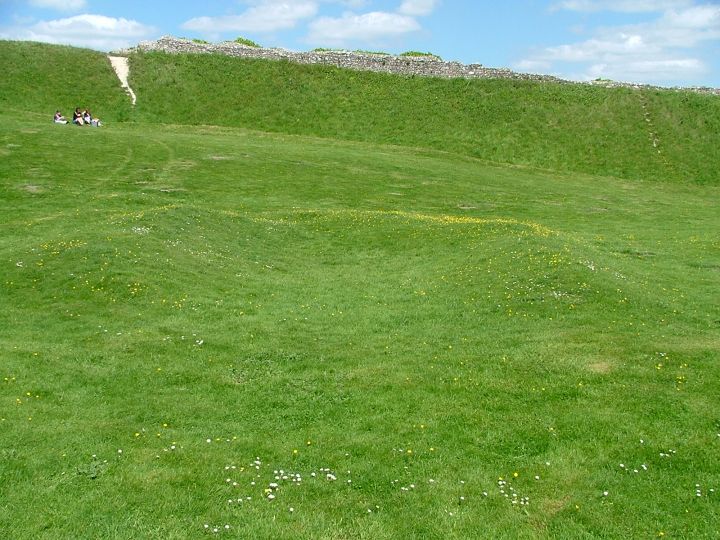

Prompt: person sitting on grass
[82,108,103,127]
[53,110,68,124]
[72,107,84,126]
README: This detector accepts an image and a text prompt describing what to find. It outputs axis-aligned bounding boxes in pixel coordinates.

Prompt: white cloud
[0,14,156,51]
[307,11,420,46]
[29,0,87,11]
[182,1,318,33]
[514,59,553,72]
[552,0,693,12]
[516,3,719,85]
[398,0,440,17]
[585,57,704,79]
[331,0,370,7]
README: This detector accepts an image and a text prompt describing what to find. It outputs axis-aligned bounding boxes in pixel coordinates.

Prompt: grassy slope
[0,41,719,538]
[1,41,718,184]
[126,51,720,184]
[1,115,719,539]
[0,41,132,122]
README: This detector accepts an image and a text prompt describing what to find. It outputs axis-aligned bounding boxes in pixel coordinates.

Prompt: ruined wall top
[125,37,719,96]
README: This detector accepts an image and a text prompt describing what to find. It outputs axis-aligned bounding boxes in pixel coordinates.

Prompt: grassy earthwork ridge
[1,40,719,184]
[0,39,719,538]
[0,41,133,122]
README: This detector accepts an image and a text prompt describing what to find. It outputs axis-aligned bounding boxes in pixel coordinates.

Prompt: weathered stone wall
[126,37,719,96]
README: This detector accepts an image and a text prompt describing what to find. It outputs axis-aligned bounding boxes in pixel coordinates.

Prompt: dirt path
[638,90,675,174]
[108,56,136,106]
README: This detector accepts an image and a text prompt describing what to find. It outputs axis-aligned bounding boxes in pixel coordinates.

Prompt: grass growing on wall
[234,37,261,48]
[400,51,441,59]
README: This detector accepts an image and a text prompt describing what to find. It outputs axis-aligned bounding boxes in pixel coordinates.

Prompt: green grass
[0,40,719,538]
[0,41,132,123]
[2,41,718,185]
[234,37,261,48]
[124,51,719,185]
[400,51,440,59]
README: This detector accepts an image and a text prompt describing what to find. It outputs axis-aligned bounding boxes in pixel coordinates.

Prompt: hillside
[1,39,719,538]
[0,41,132,122]
[1,40,718,184]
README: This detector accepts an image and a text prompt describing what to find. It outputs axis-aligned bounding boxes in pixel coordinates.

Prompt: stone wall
[127,37,719,96]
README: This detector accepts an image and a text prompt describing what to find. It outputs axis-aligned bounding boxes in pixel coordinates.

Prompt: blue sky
[1,0,719,87]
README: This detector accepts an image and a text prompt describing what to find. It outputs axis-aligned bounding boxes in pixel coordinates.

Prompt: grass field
[1,41,719,538]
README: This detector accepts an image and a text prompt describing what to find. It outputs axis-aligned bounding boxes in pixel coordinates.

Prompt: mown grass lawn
[1,113,719,538]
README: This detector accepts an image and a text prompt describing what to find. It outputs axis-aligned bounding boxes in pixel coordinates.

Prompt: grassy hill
[2,41,719,184]
[0,40,719,538]
[0,41,132,122]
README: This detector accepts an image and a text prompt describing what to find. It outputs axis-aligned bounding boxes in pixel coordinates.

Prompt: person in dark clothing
[72,108,84,126]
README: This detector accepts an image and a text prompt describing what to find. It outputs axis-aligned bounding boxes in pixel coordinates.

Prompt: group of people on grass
[54,108,102,127]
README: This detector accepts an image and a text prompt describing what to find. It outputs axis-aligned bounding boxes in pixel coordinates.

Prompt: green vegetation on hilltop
[400,51,441,59]
[234,36,261,48]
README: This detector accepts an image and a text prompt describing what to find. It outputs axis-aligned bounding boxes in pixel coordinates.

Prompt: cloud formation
[29,0,87,11]
[517,2,720,85]
[182,1,318,33]
[308,11,421,46]
[180,0,437,48]
[552,0,693,12]
[398,0,440,17]
[305,0,438,48]
[0,14,156,51]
